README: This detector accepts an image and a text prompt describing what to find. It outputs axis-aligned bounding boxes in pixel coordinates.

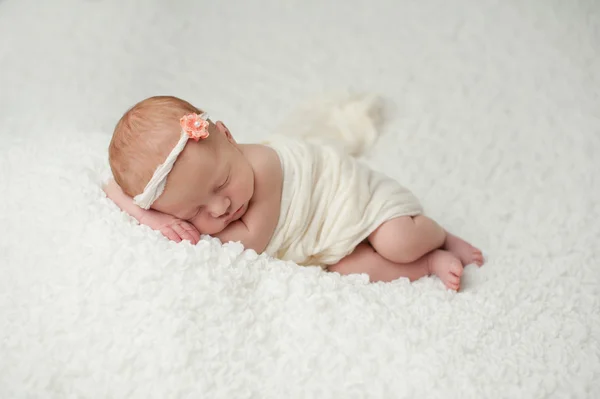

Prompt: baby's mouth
[226,204,245,222]
[232,204,245,218]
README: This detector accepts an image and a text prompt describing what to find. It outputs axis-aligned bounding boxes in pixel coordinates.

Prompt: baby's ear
[215,121,234,142]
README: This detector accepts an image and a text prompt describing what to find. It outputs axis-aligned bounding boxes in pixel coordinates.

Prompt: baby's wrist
[136,208,158,225]
[104,179,148,222]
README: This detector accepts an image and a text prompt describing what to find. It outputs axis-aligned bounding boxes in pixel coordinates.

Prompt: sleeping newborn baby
[104,96,484,290]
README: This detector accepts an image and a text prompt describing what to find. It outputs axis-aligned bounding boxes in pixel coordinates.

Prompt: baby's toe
[473,252,485,266]
[450,261,463,277]
[447,281,460,291]
[448,274,460,286]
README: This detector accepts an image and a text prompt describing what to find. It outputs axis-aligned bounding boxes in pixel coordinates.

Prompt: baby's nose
[211,197,231,217]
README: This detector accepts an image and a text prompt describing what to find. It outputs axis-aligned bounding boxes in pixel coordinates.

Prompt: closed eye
[216,173,230,192]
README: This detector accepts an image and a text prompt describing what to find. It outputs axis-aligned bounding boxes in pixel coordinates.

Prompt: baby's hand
[139,209,201,244]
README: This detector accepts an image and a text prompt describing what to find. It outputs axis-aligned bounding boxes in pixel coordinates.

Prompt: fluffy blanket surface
[1,0,599,397]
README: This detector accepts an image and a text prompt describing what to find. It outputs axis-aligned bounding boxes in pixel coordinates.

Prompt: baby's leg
[368,215,446,264]
[328,243,463,290]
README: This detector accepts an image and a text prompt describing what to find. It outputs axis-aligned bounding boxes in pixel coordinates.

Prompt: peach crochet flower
[180,113,209,141]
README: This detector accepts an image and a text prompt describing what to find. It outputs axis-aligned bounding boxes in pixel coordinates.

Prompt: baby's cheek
[189,219,204,234]
[188,216,210,234]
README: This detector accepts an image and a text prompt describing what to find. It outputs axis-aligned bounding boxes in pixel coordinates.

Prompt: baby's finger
[172,223,194,243]
[162,227,182,243]
[182,223,201,244]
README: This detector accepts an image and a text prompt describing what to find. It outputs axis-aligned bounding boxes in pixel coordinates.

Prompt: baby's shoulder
[243,144,281,179]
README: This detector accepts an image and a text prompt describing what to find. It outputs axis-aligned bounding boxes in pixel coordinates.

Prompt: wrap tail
[277,93,385,156]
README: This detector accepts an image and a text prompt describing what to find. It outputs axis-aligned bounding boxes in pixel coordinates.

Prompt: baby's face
[152,121,255,234]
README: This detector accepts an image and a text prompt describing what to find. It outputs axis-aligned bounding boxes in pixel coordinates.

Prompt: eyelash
[189,174,229,219]
[217,174,230,191]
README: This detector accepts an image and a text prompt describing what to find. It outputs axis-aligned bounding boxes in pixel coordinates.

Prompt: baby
[104,96,484,290]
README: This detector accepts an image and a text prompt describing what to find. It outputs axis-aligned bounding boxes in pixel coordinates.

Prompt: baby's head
[109,96,200,197]
[109,96,255,234]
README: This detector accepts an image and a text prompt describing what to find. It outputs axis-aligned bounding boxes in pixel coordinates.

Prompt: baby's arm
[103,179,148,223]
[214,202,275,253]
[103,179,200,244]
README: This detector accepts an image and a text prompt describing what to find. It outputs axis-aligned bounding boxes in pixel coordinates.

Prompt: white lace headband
[133,112,210,209]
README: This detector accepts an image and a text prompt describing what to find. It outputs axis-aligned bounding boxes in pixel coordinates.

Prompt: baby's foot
[427,249,464,291]
[444,233,485,267]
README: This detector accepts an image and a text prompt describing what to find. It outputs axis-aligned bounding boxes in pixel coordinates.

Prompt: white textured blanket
[1,0,599,398]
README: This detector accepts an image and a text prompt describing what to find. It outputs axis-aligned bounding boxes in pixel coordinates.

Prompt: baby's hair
[109,96,204,197]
